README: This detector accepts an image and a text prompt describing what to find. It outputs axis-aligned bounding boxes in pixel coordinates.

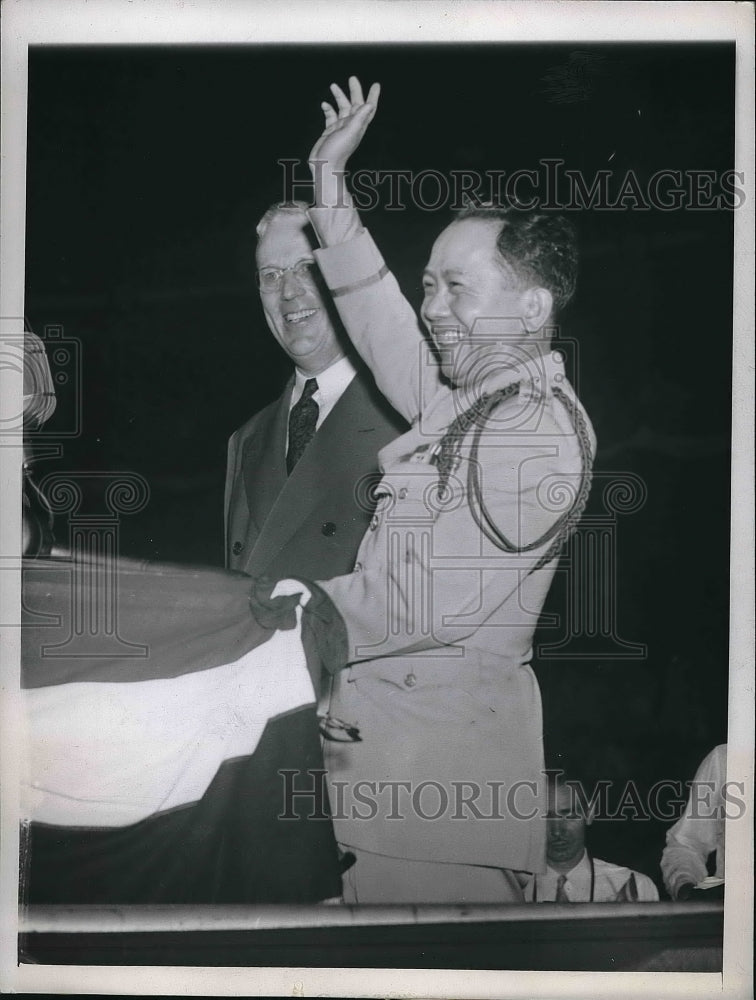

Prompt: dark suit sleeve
[224,429,241,564]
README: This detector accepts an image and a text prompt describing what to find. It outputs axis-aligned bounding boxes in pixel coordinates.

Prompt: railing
[20,900,723,971]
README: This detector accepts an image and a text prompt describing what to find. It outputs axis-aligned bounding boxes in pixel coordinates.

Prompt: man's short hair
[545,769,598,821]
[455,203,578,311]
[256,200,311,241]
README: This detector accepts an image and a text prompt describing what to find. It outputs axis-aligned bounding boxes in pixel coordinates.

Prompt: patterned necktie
[555,874,570,902]
[287,377,319,474]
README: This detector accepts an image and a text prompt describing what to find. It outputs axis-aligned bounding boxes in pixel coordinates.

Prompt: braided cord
[436,383,520,494]
[436,383,594,574]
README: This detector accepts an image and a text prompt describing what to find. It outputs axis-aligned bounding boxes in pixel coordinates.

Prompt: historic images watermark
[12,321,644,663]
[1,323,82,441]
[33,470,151,657]
[279,770,748,823]
[7,322,152,650]
[344,325,646,664]
[281,158,746,212]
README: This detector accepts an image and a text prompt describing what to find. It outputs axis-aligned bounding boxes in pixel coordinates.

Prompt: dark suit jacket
[224,368,406,581]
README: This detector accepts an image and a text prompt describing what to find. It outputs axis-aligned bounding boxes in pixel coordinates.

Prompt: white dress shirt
[288,355,358,431]
[528,851,659,902]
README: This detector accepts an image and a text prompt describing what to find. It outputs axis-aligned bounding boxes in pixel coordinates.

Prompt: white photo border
[1,1,753,997]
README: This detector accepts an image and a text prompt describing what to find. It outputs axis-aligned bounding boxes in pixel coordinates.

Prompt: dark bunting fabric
[20,556,343,904]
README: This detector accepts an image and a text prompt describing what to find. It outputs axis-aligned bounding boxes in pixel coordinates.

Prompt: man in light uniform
[271,77,596,903]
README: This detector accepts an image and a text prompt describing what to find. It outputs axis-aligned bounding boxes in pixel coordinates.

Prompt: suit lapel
[241,386,290,543]
[243,375,377,576]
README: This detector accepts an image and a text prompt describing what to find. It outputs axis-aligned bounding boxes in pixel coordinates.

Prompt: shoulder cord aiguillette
[436,382,594,574]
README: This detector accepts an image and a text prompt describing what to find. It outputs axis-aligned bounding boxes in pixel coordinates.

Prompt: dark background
[25,43,733,894]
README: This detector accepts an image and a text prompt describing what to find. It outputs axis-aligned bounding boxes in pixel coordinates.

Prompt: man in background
[524,773,659,903]
[225,201,405,583]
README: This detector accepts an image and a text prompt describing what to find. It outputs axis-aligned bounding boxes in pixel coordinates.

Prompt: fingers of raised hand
[330,82,352,118]
[311,76,380,164]
[320,102,338,129]
[348,75,365,105]
[366,81,381,109]
[326,76,380,122]
[347,76,380,112]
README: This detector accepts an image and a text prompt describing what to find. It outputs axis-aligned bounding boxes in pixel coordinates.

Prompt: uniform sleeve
[308,221,433,424]
[318,404,585,665]
[660,748,725,898]
[661,829,712,898]
[307,203,363,250]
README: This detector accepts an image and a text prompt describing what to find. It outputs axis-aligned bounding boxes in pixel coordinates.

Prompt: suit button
[322,521,337,537]
[232,541,243,555]
[398,487,408,499]
[404,673,417,688]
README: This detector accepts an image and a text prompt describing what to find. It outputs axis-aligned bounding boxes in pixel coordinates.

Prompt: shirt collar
[293,355,357,405]
[546,849,590,881]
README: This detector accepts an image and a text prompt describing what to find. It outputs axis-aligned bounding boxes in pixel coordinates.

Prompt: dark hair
[455,203,578,311]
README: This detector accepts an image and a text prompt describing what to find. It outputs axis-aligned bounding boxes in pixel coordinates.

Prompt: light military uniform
[308,218,596,903]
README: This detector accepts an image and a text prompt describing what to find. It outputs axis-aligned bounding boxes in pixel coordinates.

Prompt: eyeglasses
[256,259,317,292]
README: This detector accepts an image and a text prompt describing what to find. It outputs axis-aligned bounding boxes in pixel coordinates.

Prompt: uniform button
[354,562,363,572]
[369,514,379,531]
[398,487,408,499]
[404,673,417,688]
[322,521,337,537]
[232,541,243,555]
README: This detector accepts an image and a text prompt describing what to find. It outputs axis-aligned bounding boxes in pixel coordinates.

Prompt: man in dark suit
[225,200,405,584]
[223,202,404,900]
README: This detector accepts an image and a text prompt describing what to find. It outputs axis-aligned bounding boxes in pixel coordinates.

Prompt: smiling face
[421,218,536,383]
[256,212,344,375]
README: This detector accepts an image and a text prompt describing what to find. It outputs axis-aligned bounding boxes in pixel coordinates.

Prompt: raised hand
[309,76,380,177]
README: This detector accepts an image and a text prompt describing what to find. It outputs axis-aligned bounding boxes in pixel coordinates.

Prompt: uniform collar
[459,342,565,398]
